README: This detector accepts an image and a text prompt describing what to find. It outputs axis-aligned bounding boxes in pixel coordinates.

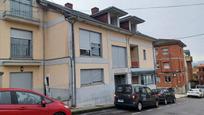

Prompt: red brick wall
[120,21,130,30]
[94,13,108,23]
[155,44,186,88]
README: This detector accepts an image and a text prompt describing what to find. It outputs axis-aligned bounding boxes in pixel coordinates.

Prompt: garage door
[10,73,32,89]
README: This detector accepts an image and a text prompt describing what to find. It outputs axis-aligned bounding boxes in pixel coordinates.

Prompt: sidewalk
[71,94,187,114]
[175,94,187,99]
[71,104,115,114]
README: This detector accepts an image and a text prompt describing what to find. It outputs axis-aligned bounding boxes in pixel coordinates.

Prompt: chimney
[65,3,73,9]
[91,7,99,15]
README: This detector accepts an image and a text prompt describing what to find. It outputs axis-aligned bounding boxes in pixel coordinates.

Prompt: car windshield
[196,85,204,89]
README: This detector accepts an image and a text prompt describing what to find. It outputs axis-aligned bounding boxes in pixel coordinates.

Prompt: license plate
[118,99,124,103]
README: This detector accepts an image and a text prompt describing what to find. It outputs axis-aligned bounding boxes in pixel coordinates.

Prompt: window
[141,75,154,85]
[80,69,104,86]
[112,46,127,68]
[162,48,169,55]
[163,62,170,69]
[16,92,41,104]
[80,29,101,57]
[165,76,172,82]
[143,49,147,60]
[10,0,32,19]
[110,16,118,26]
[0,92,11,104]
[11,29,32,58]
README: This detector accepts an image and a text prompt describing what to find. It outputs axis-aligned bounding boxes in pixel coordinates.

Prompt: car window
[43,97,53,104]
[140,88,147,94]
[16,92,42,104]
[133,86,140,93]
[124,86,132,94]
[145,87,152,94]
[116,86,123,93]
[0,91,11,104]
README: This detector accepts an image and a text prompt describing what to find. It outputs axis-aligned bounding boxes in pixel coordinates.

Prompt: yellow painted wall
[0,66,43,92]
[45,64,69,89]
[130,36,154,68]
[0,21,43,59]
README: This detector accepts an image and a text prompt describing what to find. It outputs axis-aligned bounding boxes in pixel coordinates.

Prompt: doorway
[114,74,126,87]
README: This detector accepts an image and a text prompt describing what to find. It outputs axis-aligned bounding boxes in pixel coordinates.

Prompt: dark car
[152,88,176,105]
[114,84,159,111]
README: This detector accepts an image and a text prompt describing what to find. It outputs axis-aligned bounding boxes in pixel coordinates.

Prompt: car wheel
[164,99,168,105]
[54,112,65,115]
[137,102,143,111]
[155,100,159,108]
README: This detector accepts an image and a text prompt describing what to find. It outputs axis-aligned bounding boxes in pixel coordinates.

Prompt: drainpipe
[65,14,77,107]
[152,44,157,88]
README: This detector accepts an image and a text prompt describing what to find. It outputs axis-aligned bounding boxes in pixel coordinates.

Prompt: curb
[71,105,115,115]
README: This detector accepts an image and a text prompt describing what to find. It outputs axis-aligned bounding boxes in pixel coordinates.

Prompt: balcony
[130,45,140,68]
[1,0,40,26]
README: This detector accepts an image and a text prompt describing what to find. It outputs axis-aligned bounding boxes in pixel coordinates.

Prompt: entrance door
[114,75,126,87]
[10,73,33,89]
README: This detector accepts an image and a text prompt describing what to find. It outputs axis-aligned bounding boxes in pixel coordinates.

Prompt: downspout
[42,7,46,95]
[65,15,77,107]
[152,43,157,88]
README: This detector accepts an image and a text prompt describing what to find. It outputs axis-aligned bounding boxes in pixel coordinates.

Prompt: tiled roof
[153,39,186,47]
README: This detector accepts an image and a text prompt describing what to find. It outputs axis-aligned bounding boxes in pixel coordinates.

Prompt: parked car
[152,88,176,105]
[114,84,159,111]
[196,85,204,97]
[187,88,204,98]
[0,88,71,115]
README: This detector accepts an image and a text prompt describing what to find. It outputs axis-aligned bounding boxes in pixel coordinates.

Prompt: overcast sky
[48,0,204,62]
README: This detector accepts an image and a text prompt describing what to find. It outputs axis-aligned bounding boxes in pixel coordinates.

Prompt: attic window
[110,16,118,26]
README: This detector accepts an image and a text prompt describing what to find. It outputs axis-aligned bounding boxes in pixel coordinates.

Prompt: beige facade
[0,0,156,107]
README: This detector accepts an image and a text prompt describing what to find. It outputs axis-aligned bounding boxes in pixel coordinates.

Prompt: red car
[0,88,71,115]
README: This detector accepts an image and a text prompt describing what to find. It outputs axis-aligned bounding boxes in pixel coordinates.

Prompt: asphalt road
[77,97,204,115]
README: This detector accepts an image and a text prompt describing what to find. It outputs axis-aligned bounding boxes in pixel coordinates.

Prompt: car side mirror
[41,100,47,107]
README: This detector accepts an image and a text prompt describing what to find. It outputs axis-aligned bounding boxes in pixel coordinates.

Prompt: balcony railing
[1,0,40,25]
[131,61,139,68]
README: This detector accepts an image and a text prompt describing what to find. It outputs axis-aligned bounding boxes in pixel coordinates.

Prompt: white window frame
[80,29,102,57]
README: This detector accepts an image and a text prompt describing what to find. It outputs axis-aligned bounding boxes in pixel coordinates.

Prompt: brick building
[196,64,204,85]
[154,39,187,93]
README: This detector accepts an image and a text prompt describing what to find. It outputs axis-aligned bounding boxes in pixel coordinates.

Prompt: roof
[153,39,186,47]
[197,64,204,68]
[91,6,128,17]
[120,15,145,24]
[37,0,156,41]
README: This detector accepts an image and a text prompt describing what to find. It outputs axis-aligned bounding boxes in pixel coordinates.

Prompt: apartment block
[154,39,187,93]
[0,0,156,107]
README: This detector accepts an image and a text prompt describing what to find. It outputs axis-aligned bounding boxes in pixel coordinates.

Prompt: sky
[48,0,204,62]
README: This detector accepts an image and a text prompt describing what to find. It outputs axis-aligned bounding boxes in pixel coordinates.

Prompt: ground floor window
[132,76,139,84]
[141,75,154,85]
[80,69,104,87]
[165,76,172,83]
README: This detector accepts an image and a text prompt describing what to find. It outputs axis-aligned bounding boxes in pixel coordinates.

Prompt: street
[76,97,204,115]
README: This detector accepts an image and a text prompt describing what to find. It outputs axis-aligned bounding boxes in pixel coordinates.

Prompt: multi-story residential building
[0,0,156,107]
[196,64,204,85]
[154,39,187,93]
